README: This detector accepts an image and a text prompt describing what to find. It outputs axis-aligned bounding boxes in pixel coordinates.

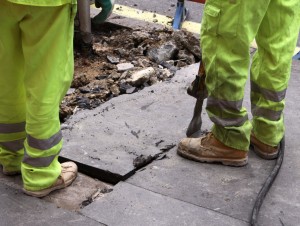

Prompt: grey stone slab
[61,64,200,183]
[0,182,103,226]
[81,182,247,226]
[126,60,300,225]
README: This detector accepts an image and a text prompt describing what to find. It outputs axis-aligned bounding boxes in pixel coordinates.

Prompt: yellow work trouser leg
[0,0,26,172]
[0,1,76,191]
[201,0,299,150]
[250,0,300,146]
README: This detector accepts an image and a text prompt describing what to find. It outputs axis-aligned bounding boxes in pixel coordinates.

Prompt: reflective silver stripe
[251,104,282,121]
[23,148,60,167]
[210,115,248,127]
[207,97,243,111]
[0,139,25,152]
[0,122,25,133]
[251,81,286,102]
[27,130,62,150]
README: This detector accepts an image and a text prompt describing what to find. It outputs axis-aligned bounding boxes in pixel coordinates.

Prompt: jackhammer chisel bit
[186,61,207,138]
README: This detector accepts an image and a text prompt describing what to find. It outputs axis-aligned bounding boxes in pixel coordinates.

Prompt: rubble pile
[60,25,200,121]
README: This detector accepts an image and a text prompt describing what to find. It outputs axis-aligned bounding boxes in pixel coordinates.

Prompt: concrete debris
[107,55,120,64]
[117,62,135,72]
[110,84,120,96]
[130,67,155,86]
[147,41,179,63]
[66,88,76,95]
[133,155,153,168]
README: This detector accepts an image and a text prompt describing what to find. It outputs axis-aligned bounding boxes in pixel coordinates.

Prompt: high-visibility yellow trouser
[0,1,76,191]
[201,0,300,150]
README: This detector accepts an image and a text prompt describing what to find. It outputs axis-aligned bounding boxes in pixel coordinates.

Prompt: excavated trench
[60,22,201,123]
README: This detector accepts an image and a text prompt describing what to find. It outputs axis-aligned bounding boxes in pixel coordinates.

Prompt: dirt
[60,23,201,122]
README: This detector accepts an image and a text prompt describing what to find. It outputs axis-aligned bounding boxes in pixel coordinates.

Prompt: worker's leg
[0,0,26,173]
[19,4,76,191]
[200,0,272,150]
[250,0,300,146]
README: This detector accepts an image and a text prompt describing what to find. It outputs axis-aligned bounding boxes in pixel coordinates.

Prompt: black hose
[250,136,285,226]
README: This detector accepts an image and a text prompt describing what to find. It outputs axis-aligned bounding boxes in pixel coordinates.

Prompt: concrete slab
[124,60,300,225]
[61,64,200,183]
[81,181,247,226]
[0,182,103,226]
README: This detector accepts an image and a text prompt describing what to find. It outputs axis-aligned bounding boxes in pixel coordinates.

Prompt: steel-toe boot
[177,133,248,166]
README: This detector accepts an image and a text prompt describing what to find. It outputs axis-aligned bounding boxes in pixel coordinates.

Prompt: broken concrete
[116,62,135,72]
[147,41,179,63]
[130,67,154,86]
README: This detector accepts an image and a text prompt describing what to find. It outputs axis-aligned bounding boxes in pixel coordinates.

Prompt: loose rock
[117,63,135,72]
[147,41,178,63]
[130,67,155,86]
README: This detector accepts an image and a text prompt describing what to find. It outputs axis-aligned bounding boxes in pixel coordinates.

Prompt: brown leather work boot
[177,133,248,167]
[250,133,279,160]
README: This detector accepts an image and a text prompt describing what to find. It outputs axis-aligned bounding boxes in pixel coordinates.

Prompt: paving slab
[61,64,199,183]
[0,182,103,226]
[125,60,300,225]
[81,181,247,226]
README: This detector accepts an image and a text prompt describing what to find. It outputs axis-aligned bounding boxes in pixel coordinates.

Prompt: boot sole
[23,175,76,198]
[177,148,248,167]
[251,144,278,160]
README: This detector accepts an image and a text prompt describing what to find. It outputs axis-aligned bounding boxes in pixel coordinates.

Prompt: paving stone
[81,182,247,226]
[61,64,199,183]
[0,183,103,226]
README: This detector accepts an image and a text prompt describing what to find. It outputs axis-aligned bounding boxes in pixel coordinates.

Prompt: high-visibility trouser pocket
[201,0,242,38]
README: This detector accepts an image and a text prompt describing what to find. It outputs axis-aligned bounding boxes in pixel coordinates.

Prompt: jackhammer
[186,61,285,226]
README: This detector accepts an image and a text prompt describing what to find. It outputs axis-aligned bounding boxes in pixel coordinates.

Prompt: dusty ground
[60,23,201,121]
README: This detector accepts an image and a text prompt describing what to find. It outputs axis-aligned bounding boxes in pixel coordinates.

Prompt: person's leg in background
[250,0,300,159]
